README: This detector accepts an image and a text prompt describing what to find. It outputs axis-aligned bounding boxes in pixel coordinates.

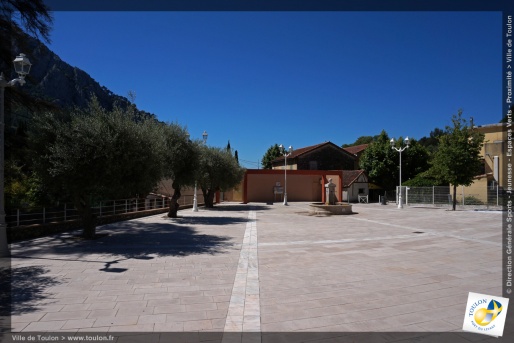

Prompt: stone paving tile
[153,322,184,331]
[92,315,139,327]
[61,318,96,330]
[88,302,117,310]
[39,311,90,322]
[116,307,155,316]
[186,302,218,312]
[183,319,213,331]
[137,314,167,324]
[108,324,155,332]
[10,313,45,323]
[87,309,118,318]
[22,320,66,331]
[153,304,187,314]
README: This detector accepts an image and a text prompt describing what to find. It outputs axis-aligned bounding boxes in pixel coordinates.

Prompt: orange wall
[244,170,344,203]
[247,174,322,202]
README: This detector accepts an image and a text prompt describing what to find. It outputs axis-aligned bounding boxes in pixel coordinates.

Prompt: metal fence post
[64,203,67,221]
[17,209,20,227]
[462,186,465,206]
[497,184,499,207]
[43,207,46,224]
[125,199,128,213]
[99,201,102,217]
[432,186,435,205]
[136,198,138,212]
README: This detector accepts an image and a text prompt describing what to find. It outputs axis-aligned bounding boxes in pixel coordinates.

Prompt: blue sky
[47,11,501,169]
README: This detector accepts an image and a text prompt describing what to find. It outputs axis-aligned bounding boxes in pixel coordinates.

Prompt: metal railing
[6,194,205,228]
[395,185,504,209]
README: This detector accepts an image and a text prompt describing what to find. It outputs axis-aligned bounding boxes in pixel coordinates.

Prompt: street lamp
[390,136,410,209]
[193,130,208,212]
[278,144,293,206]
[0,53,32,257]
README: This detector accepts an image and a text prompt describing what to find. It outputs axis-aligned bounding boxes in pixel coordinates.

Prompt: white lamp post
[193,130,208,212]
[278,144,293,205]
[0,53,32,257]
[390,136,410,209]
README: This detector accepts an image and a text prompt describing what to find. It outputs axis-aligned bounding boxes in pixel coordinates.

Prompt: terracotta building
[271,141,356,170]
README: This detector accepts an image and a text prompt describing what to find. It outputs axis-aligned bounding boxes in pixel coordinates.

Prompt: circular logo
[474,300,503,326]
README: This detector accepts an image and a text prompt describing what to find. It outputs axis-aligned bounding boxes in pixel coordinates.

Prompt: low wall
[7,204,200,243]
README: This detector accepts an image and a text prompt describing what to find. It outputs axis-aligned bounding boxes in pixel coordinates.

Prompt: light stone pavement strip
[5,202,511,343]
[222,210,261,343]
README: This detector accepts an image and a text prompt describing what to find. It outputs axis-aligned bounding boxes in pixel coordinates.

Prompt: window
[358,188,365,194]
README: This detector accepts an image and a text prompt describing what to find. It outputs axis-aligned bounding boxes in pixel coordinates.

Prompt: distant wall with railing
[6,194,205,228]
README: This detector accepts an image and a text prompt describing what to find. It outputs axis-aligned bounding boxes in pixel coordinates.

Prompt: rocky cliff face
[6,32,156,121]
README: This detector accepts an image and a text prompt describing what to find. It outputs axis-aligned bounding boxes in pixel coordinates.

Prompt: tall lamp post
[192,130,208,212]
[278,144,293,206]
[1,53,32,257]
[390,136,410,209]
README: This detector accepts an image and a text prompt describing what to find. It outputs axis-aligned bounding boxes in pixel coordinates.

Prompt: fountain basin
[310,203,353,215]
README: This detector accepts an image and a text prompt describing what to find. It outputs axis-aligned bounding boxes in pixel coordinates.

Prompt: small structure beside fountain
[310,178,353,215]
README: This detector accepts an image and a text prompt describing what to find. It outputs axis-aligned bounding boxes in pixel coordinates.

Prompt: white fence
[392,185,503,209]
[6,194,204,228]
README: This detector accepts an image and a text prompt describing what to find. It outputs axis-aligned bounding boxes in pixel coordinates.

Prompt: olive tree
[160,124,200,218]
[197,146,245,208]
[29,98,164,238]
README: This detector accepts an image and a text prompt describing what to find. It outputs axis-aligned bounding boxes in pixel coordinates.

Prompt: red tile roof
[343,170,367,187]
[342,144,369,155]
[273,141,355,163]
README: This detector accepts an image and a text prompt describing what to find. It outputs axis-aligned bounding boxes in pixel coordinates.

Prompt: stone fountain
[310,178,353,215]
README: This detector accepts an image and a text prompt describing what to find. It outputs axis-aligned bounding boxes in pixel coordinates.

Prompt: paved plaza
[3,202,511,342]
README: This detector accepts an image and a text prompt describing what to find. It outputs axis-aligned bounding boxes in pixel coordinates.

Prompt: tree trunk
[167,184,181,218]
[73,195,97,239]
[452,184,457,211]
[81,208,97,239]
[203,188,216,208]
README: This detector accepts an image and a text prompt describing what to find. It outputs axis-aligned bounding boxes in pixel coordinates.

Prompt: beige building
[455,123,504,204]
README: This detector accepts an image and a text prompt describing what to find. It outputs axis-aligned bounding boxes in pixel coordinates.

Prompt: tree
[399,138,430,185]
[359,130,430,190]
[342,136,374,148]
[418,127,445,154]
[402,170,443,187]
[29,98,164,238]
[429,110,485,210]
[261,144,281,169]
[359,130,398,190]
[196,146,245,208]
[160,124,200,218]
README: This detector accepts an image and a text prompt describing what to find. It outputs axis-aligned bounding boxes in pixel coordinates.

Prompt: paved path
[4,202,509,342]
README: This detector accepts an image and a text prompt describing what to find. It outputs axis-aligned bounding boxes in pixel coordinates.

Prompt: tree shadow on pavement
[171,216,249,226]
[2,266,62,316]
[203,204,271,212]
[12,219,237,261]
[7,213,245,320]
